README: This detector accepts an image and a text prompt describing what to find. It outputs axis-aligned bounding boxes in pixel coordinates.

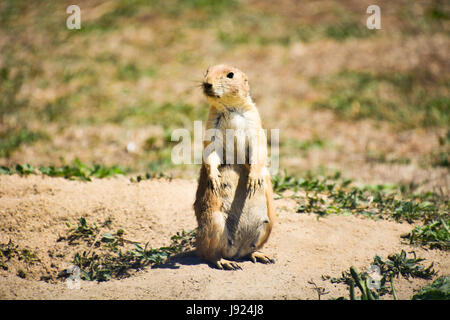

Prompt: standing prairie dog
[194,64,276,270]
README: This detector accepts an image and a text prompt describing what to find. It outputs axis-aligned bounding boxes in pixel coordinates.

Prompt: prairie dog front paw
[208,167,222,194]
[247,171,264,197]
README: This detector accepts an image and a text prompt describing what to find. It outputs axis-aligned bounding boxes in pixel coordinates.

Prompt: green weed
[73,229,196,281]
[39,159,127,181]
[403,219,450,250]
[273,171,449,249]
[63,218,99,245]
[326,250,436,300]
[1,164,37,175]
[373,250,437,281]
[0,159,127,181]
[0,159,177,183]
[62,218,196,282]
[0,240,40,272]
[413,276,450,300]
[272,170,344,195]
[12,164,36,175]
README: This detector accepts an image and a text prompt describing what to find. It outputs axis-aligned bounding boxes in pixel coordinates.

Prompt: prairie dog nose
[203,82,215,97]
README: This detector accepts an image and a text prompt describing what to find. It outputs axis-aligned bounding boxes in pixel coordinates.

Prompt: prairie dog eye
[226,72,234,79]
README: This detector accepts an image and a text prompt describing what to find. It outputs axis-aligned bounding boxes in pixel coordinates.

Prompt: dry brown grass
[0,0,448,191]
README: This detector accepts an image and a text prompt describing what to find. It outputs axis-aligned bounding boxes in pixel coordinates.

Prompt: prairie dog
[194,64,276,270]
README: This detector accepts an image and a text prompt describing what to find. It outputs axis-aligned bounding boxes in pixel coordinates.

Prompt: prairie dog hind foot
[249,251,275,264]
[211,253,275,271]
[214,258,242,271]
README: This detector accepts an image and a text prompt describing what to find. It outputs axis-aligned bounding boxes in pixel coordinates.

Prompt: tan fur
[194,65,276,270]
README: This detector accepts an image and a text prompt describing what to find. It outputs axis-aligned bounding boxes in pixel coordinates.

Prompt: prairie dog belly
[217,165,269,259]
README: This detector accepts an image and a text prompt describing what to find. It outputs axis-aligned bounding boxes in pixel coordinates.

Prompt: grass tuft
[0,240,41,278]
[413,276,450,300]
[0,128,47,158]
[0,159,128,181]
[311,71,450,129]
[60,217,196,282]
[325,250,437,300]
[273,171,449,249]
[403,219,450,250]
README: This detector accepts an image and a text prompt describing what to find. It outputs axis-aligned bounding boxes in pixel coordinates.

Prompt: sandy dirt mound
[0,175,448,300]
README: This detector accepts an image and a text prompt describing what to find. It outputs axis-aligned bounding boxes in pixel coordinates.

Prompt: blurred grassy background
[0,0,448,189]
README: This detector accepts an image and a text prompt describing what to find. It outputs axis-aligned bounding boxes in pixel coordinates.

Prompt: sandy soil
[0,174,448,300]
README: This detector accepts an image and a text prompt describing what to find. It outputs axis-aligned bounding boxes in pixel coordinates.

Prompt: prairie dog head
[202,64,250,107]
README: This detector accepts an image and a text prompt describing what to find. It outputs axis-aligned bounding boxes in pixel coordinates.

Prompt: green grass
[324,20,373,41]
[39,160,128,181]
[116,63,157,81]
[0,159,128,181]
[61,217,196,282]
[272,171,450,249]
[311,71,450,129]
[63,217,100,245]
[413,276,450,300]
[424,130,450,168]
[0,51,50,158]
[427,3,450,21]
[217,16,376,47]
[281,137,328,155]
[0,158,177,183]
[403,219,450,250]
[365,150,411,165]
[217,30,292,47]
[110,101,207,129]
[373,250,437,281]
[0,240,40,276]
[0,128,47,158]
[74,2,138,34]
[41,97,71,123]
[76,0,238,33]
[325,250,437,300]
[174,0,238,16]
